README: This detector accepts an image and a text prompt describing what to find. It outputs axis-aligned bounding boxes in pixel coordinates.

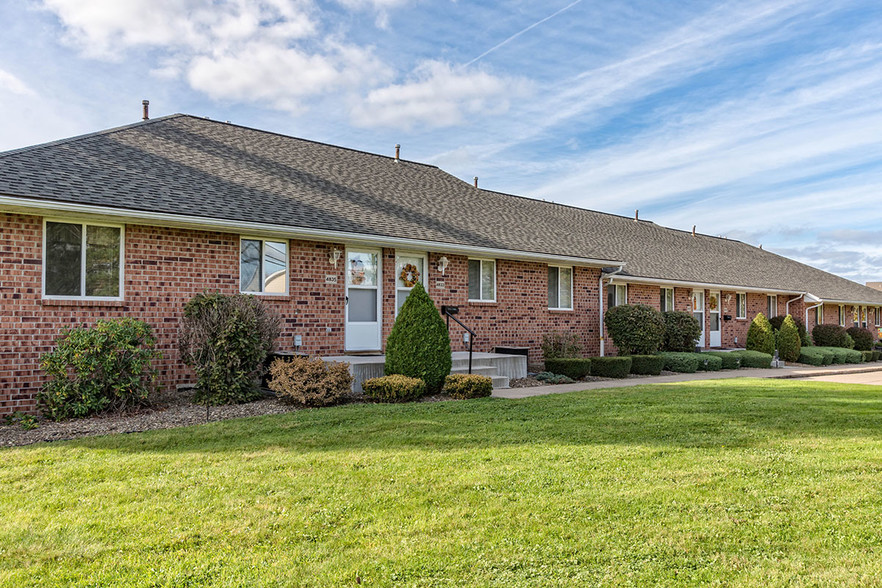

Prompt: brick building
[2,114,882,413]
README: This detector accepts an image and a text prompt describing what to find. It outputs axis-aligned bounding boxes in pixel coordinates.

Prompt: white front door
[692,290,705,348]
[708,291,721,347]
[345,248,382,351]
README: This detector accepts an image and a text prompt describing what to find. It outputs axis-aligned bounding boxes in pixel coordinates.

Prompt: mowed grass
[3,379,882,587]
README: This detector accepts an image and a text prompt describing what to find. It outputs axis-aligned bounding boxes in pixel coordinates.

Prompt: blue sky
[1,0,881,283]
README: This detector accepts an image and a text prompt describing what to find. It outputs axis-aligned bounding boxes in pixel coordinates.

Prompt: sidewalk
[492,363,882,399]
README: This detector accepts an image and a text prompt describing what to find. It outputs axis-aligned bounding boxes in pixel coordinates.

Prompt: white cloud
[351,60,528,129]
[0,69,35,96]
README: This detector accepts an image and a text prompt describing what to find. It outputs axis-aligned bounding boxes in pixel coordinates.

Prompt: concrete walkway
[492,363,882,399]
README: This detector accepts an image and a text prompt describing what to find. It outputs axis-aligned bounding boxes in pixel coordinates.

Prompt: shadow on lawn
[68,379,882,455]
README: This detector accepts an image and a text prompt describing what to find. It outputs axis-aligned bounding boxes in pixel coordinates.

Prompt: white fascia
[610,275,804,296]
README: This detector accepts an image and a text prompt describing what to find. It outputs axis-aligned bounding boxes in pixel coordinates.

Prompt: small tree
[384,282,451,393]
[777,315,801,362]
[604,304,665,355]
[662,311,702,352]
[178,292,281,405]
[746,312,776,356]
[770,315,810,346]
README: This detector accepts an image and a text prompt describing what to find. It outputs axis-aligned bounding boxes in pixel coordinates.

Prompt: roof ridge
[175,114,442,171]
[0,113,187,158]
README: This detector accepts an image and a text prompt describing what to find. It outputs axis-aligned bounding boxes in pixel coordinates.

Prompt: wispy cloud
[0,69,35,96]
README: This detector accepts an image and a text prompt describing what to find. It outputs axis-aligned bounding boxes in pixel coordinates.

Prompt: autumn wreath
[399,263,420,287]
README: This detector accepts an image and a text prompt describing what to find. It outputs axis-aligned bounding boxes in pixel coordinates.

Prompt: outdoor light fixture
[437,256,449,275]
[329,248,342,267]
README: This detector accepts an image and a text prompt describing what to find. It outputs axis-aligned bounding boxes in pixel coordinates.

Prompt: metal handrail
[443,308,475,374]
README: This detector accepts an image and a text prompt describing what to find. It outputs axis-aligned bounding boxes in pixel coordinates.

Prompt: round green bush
[861,350,875,363]
[362,374,426,402]
[39,318,161,421]
[443,374,493,399]
[384,282,451,393]
[731,350,773,368]
[590,357,632,378]
[697,354,723,371]
[662,311,702,352]
[777,315,802,362]
[703,351,741,369]
[629,355,665,375]
[770,315,809,346]
[544,358,591,379]
[846,327,875,351]
[604,304,665,355]
[659,352,701,373]
[812,324,850,348]
[746,313,776,356]
[798,348,824,366]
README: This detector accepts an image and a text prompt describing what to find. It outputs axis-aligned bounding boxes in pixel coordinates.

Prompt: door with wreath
[395,253,427,315]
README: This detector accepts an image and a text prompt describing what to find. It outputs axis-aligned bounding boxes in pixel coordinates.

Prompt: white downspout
[785,293,805,315]
[599,265,625,357]
[805,301,822,329]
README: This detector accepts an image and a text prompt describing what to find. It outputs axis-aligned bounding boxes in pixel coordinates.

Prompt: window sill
[41,298,128,308]
[241,293,291,301]
[468,300,497,305]
[548,308,574,312]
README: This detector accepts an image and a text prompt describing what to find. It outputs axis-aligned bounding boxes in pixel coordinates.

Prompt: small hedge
[443,374,493,399]
[703,351,741,370]
[629,355,665,376]
[844,349,863,363]
[812,346,862,364]
[847,327,875,351]
[662,311,702,352]
[362,375,426,402]
[874,351,882,361]
[861,350,875,363]
[798,348,825,366]
[696,354,722,372]
[544,358,591,380]
[812,324,851,348]
[659,352,701,373]
[268,356,352,407]
[590,357,632,378]
[730,350,773,368]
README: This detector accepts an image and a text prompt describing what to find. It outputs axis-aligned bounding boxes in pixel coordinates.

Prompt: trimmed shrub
[384,282,451,393]
[819,349,834,365]
[659,352,701,373]
[861,350,875,363]
[362,375,426,402]
[39,318,161,421]
[443,374,493,399]
[777,315,802,362]
[604,304,666,355]
[874,351,881,361]
[541,331,581,360]
[544,358,591,380]
[812,324,850,348]
[844,349,862,363]
[703,351,741,370]
[847,327,875,351]
[268,356,352,407]
[178,292,281,405]
[770,315,810,346]
[590,357,632,378]
[812,346,854,364]
[662,311,702,352]
[746,313,776,356]
[629,355,665,376]
[535,372,575,384]
[731,350,773,368]
[843,333,855,350]
[696,354,723,372]
[798,348,824,366]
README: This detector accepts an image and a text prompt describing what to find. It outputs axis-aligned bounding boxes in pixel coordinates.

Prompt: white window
[816,304,823,325]
[839,305,846,327]
[43,220,123,299]
[660,287,674,312]
[240,238,288,294]
[861,306,868,328]
[736,293,747,319]
[876,307,881,328]
[767,295,777,318]
[607,283,627,308]
[468,259,496,302]
[548,266,573,310]
[395,253,426,315]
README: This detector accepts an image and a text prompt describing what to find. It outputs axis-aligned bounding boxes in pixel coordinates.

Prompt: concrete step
[451,358,494,370]
[450,365,499,377]
[491,375,510,389]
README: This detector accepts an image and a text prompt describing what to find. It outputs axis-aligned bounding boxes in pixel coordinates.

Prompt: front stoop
[324,352,528,394]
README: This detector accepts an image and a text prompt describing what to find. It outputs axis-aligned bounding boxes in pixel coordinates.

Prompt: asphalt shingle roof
[1,114,880,305]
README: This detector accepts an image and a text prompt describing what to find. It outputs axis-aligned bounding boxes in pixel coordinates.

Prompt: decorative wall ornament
[399,263,420,288]
[437,256,449,275]
[329,248,342,267]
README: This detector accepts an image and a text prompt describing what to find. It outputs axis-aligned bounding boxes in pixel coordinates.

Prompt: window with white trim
[767,295,777,318]
[468,259,496,302]
[861,306,868,328]
[395,253,426,315]
[607,283,627,308]
[876,307,881,328]
[839,305,846,327]
[660,287,674,312]
[548,266,573,310]
[44,220,123,298]
[240,238,288,294]
[736,293,747,319]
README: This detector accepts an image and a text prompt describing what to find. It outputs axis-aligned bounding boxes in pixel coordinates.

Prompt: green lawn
[4,379,882,587]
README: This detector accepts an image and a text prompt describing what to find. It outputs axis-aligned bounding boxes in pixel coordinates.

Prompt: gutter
[599,265,625,357]
[0,194,624,269]
[785,293,805,315]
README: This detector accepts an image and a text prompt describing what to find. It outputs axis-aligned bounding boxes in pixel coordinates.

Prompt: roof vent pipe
[473,176,478,189]
[142,100,149,121]
[394,144,400,162]
[692,225,696,237]
[634,209,639,221]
